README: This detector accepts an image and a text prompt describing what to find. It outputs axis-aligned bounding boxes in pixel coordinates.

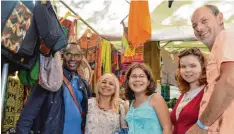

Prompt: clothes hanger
[84,29,92,38]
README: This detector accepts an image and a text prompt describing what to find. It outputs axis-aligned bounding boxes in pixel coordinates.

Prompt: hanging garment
[68,19,78,43]
[122,35,135,57]
[101,39,112,73]
[128,0,151,48]
[59,18,72,38]
[1,1,37,56]
[18,56,40,88]
[2,75,24,133]
[79,29,101,69]
[1,1,39,70]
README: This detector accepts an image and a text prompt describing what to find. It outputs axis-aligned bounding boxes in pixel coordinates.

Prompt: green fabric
[18,70,28,86]
[30,57,40,81]
[101,39,112,73]
[18,57,39,87]
[62,25,69,38]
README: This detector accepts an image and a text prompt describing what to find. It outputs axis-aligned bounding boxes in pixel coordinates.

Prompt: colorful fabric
[101,39,112,73]
[199,29,234,133]
[128,0,151,48]
[1,2,33,54]
[79,30,101,69]
[2,75,24,133]
[122,35,135,56]
[68,19,78,43]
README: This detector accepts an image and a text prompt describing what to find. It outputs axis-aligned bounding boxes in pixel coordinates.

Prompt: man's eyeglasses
[130,74,147,79]
[64,52,82,59]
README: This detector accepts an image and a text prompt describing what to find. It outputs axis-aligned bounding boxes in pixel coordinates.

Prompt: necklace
[98,100,111,111]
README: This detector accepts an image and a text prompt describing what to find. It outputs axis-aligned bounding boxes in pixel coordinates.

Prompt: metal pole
[59,0,108,40]
[1,63,9,123]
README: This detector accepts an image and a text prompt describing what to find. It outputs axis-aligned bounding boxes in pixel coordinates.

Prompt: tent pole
[1,63,9,122]
[59,0,108,40]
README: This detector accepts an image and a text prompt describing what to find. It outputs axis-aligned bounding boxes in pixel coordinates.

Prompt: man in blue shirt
[16,43,92,134]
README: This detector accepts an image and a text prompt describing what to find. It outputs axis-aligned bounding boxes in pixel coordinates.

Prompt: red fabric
[170,89,204,134]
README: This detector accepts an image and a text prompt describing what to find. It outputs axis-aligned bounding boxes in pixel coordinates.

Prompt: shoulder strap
[148,93,155,101]
[119,104,123,129]
[63,75,84,117]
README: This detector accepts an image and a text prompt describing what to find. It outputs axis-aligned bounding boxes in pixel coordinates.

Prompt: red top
[170,89,204,134]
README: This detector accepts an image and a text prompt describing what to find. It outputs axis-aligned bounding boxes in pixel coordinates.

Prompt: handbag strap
[63,75,84,117]
[119,104,122,129]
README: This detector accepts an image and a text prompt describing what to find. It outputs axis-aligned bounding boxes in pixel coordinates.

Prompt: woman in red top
[170,48,207,134]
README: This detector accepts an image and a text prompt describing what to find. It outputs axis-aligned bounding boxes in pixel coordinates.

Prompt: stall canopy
[56,0,234,52]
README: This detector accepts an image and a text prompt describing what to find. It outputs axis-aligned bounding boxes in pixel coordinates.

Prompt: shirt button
[38,131,40,133]
[51,101,53,104]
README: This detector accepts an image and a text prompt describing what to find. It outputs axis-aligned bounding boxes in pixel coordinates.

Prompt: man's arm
[200,62,234,126]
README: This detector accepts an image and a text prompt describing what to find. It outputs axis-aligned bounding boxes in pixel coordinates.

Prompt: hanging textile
[101,39,111,73]
[59,18,72,38]
[79,29,101,69]
[2,74,24,133]
[79,29,102,90]
[128,0,151,48]
[122,35,135,56]
[18,56,40,87]
[143,41,160,81]
[121,23,135,56]
[68,19,78,43]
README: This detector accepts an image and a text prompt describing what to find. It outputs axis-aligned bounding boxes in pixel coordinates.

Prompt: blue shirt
[125,94,162,134]
[63,69,83,134]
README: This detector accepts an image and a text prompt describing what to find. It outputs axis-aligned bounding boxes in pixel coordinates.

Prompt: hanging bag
[39,51,63,92]
[1,1,38,56]
[34,1,68,55]
[114,105,129,134]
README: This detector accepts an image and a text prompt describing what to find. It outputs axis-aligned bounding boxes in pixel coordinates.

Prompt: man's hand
[186,124,207,134]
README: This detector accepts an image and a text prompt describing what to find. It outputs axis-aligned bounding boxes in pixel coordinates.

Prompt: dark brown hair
[124,63,156,100]
[177,48,207,93]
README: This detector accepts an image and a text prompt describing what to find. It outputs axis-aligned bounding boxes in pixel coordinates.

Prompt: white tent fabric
[56,0,234,41]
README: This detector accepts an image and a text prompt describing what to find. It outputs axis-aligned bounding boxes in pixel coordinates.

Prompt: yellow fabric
[122,35,135,56]
[2,75,24,132]
[101,39,111,73]
[128,0,151,48]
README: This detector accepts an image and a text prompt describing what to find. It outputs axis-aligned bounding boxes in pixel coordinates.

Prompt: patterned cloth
[1,2,32,53]
[85,98,126,134]
[2,75,24,133]
[199,29,234,133]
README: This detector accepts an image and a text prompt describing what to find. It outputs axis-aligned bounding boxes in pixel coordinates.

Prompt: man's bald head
[63,42,84,54]
[191,5,224,50]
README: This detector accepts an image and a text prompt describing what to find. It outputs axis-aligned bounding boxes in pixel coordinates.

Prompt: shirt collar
[63,68,79,81]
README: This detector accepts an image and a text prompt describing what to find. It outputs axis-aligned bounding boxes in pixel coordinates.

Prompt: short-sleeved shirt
[199,29,234,133]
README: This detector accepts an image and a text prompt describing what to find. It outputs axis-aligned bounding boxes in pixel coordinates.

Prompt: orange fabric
[128,0,151,48]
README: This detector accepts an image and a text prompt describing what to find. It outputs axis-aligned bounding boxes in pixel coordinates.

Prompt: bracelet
[197,120,209,130]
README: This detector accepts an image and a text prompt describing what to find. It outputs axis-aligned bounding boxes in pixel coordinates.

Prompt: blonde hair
[95,73,120,113]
